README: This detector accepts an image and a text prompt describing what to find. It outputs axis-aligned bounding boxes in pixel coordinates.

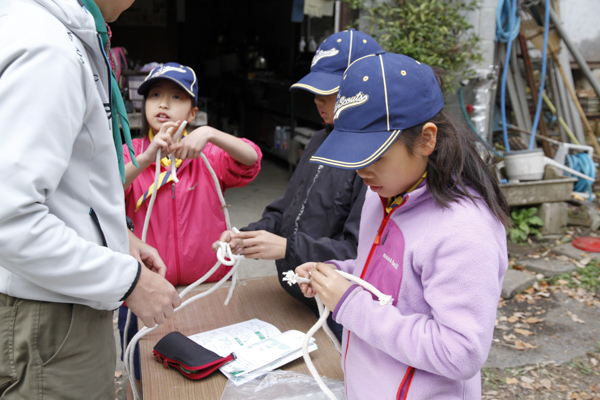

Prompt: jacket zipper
[172,182,181,284]
[343,195,409,395]
[396,366,416,400]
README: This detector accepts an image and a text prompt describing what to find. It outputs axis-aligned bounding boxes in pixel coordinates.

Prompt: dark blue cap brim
[137,76,196,99]
[309,128,401,170]
[290,71,341,94]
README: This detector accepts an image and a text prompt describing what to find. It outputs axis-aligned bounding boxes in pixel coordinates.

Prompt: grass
[545,259,600,291]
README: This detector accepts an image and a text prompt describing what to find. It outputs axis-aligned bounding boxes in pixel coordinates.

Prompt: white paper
[221,341,318,386]
[220,330,317,381]
[187,319,281,358]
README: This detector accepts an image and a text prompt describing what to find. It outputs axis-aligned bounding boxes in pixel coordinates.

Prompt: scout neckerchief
[135,129,189,211]
[79,0,138,183]
[385,172,427,215]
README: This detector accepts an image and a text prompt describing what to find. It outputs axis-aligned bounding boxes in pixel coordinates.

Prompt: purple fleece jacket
[330,181,508,400]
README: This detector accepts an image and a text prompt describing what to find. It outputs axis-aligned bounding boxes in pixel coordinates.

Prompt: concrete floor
[114,156,291,397]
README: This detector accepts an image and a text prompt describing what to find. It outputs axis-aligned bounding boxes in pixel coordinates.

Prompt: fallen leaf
[540,378,552,389]
[520,381,535,390]
[514,339,526,350]
[521,376,535,384]
[557,279,570,285]
[591,358,598,366]
[506,377,519,384]
[515,328,535,336]
[508,315,519,323]
[523,341,539,349]
[525,317,545,324]
[567,311,586,324]
[572,393,583,400]
[580,256,593,265]
[114,371,122,379]
[525,286,536,294]
[556,255,570,262]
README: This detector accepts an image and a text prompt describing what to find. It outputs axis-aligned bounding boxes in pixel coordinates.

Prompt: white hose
[282,269,393,400]
[124,121,243,399]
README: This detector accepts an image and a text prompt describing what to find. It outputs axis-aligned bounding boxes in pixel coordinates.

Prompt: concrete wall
[560,0,600,63]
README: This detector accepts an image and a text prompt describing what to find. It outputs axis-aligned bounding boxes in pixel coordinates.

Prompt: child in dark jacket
[297,53,510,399]
[214,29,383,341]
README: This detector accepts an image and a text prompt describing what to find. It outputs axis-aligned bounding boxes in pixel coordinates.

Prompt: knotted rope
[124,121,244,400]
[282,269,393,400]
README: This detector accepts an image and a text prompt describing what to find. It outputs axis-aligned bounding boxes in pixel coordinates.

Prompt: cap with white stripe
[290,29,384,95]
[309,53,444,170]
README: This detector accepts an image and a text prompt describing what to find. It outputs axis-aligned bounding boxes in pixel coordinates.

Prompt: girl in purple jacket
[297,53,510,399]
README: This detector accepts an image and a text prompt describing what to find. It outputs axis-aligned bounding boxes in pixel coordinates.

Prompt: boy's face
[145,80,197,133]
[95,0,136,23]
[314,93,337,124]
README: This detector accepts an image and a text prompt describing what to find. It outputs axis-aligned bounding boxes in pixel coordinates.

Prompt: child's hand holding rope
[296,262,353,311]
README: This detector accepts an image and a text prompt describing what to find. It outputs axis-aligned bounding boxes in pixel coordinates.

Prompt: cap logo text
[333,91,369,120]
[311,48,340,67]
[151,65,186,78]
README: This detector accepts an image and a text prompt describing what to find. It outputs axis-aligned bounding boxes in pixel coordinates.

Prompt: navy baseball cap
[137,62,198,102]
[290,29,384,95]
[310,53,444,170]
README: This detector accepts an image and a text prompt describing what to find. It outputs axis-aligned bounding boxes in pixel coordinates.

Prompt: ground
[482,227,600,400]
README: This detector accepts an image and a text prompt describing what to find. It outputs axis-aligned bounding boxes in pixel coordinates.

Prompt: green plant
[507,207,544,243]
[545,260,600,291]
[345,0,482,92]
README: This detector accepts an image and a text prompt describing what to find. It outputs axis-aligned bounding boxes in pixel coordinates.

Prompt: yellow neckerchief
[385,172,427,215]
[148,128,188,168]
[135,128,189,212]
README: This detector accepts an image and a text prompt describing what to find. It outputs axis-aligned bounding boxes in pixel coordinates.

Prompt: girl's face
[355,123,437,198]
[145,80,197,133]
[314,93,337,124]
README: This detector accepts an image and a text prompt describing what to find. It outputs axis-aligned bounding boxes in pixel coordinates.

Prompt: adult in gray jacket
[0,0,180,398]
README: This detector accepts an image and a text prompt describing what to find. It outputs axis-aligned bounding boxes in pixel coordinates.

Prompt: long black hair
[399,71,511,227]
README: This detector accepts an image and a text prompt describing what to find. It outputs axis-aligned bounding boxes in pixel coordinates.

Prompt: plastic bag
[220,370,346,400]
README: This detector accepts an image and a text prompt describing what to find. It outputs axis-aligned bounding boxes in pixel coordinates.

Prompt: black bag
[153,331,235,380]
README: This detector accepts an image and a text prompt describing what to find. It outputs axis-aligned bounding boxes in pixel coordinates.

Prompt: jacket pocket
[0,306,18,393]
[363,221,405,306]
[89,207,108,247]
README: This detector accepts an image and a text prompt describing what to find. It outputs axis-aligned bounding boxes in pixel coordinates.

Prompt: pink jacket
[123,137,262,285]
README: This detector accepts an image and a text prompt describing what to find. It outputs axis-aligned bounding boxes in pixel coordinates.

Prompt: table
[139,276,344,399]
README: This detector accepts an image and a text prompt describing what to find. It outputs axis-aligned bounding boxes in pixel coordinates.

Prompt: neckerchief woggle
[135,129,189,211]
[79,0,138,182]
[385,172,427,215]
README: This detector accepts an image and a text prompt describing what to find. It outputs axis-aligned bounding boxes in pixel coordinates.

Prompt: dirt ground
[482,228,600,400]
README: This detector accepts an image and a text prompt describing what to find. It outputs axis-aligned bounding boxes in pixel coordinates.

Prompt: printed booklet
[188,318,317,385]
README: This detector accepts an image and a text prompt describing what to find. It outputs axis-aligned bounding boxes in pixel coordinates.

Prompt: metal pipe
[549,7,600,100]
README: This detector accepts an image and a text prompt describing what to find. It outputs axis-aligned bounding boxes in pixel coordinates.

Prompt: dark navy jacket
[244,127,366,305]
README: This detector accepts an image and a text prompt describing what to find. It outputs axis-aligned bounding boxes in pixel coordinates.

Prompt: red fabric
[123,137,262,285]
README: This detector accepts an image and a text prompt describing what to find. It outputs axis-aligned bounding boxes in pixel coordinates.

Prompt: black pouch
[153,331,235,380]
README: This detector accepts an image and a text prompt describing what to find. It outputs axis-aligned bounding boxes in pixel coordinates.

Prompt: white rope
[124,122,244,399]
[282,269,393,400]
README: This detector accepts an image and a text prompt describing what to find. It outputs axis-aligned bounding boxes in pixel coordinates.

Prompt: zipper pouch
[153,331,235,380]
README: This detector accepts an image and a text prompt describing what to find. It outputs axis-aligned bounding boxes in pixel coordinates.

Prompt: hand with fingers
[142,120,181,163]
[228,230,287,260]
[212,230,242,253]
[174,125,212,160]
[124,265,181,328]
[296,262,352,311]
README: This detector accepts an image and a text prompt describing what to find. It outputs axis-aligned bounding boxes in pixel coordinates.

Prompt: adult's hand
[231,230,287,260]
[128,230,167,277]
[124,266,181,327]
